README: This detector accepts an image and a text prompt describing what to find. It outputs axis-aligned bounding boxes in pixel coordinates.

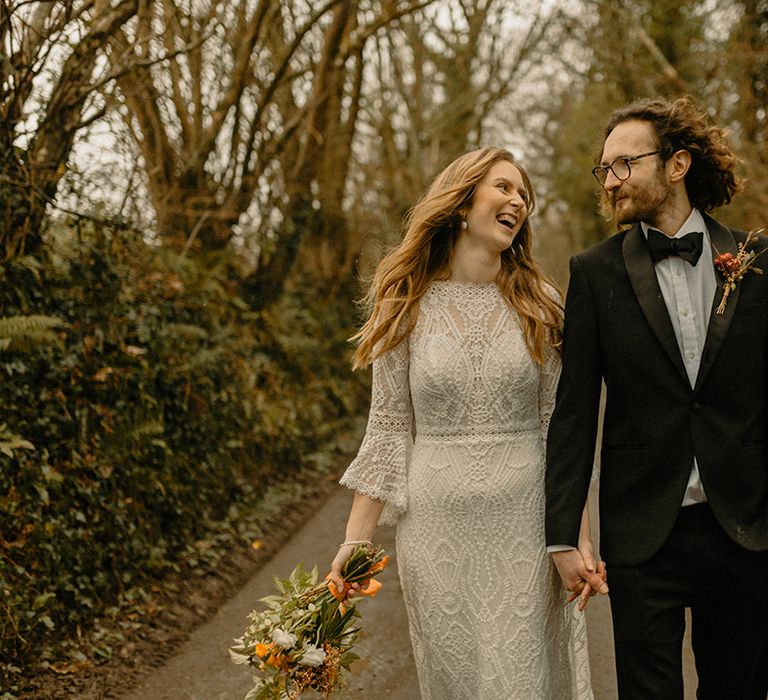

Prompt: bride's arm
[333,331,412,594]
[329,492,385,593]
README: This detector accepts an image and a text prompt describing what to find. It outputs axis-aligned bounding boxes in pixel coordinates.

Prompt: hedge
[0,219,367,679]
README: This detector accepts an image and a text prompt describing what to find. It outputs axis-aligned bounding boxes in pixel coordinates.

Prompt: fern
[0,315,68,353]
[128,418,165,440]
[169,346,226,375]
[100,416,165,454]
[0,423,35,457]
[164,323,209,341]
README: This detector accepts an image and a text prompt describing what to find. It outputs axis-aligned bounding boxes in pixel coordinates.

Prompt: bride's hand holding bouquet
[328,538,383,602]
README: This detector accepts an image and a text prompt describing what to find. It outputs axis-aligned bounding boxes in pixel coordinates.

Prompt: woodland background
[0,0,766,695]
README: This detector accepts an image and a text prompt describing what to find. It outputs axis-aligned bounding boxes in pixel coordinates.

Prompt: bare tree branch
[91,28,212,93]
[187,0,274,170]
[632,20,689,93]
[1,0,139,259]
[343,0,440,58]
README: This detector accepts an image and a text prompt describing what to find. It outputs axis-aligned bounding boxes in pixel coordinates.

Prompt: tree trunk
[0,122,42,260]
[0,0,139,261]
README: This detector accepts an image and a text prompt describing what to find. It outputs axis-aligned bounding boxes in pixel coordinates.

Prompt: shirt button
[687,351,696,359]
[682,309,689,317]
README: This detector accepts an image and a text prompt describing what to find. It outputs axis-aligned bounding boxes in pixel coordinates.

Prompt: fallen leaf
[92,367,114,382]
[124,345,147,357]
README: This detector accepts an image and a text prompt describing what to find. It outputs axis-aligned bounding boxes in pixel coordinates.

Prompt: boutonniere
[713,229,766,315]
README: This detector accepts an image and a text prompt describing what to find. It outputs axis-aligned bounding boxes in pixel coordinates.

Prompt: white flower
[228,648,251,665]
[298,645,326,667]
[271,628,298,649]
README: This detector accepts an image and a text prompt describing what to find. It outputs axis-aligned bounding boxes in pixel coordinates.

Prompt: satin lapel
[693,215,739,393]
[622,224,689,381]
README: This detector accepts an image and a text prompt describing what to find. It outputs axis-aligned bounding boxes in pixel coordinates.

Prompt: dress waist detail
[416,427,539,444]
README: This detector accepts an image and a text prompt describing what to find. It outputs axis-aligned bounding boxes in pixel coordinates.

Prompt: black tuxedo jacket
[546,214,768,567]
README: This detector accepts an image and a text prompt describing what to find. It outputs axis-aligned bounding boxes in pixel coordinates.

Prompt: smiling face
[461,160,529,253]
[600,120,671,227]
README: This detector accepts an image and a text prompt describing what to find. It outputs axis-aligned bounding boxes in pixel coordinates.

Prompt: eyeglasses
[591,151,660,185]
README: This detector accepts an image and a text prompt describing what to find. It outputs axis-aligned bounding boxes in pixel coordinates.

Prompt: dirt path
[123,489,698,699]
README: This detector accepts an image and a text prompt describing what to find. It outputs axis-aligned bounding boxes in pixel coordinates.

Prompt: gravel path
[123,488,697,699]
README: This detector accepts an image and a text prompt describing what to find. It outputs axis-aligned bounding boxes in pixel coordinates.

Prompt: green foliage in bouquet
[231,546,389,699]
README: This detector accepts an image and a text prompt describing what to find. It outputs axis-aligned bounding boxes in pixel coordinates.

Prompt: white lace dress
[340,280,592,699]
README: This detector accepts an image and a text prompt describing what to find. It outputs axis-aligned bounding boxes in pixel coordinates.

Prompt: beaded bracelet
[338,539,373,548]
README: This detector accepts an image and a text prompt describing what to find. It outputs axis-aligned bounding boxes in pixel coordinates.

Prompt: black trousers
[608,503,768,700]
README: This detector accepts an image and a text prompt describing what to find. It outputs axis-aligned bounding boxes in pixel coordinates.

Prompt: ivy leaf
[33,592,56,610]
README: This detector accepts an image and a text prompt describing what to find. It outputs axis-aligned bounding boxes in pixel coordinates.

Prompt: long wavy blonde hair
[352,148,563,369]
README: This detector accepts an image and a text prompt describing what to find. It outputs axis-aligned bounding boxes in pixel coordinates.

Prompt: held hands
[551,540,608,612]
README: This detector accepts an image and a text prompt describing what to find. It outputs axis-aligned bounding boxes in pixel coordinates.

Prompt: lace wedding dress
[341,280,592,699]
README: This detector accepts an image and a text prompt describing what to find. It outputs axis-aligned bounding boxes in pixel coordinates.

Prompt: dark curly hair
[603,96,743,211]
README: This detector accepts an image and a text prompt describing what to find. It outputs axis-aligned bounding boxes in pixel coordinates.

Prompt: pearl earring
[460,220,468,230]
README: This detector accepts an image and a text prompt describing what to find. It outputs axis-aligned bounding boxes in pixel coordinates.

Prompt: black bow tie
[647,228,704,266]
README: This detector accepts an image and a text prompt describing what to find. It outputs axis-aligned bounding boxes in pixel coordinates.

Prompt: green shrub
[0,219,367,675]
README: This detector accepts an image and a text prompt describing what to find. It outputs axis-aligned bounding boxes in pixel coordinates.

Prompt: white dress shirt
[641,208,716,506]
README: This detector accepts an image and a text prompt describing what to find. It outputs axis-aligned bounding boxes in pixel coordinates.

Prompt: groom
[546,96,768,698]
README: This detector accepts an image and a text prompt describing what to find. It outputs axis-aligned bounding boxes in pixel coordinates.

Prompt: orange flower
[356,578,382,597]
[326,553,388,603]
[255,642,290,670]
[255,642,274,658]
[326,578,351,601]
[327,576,383,600]
[266,650,290,671]
[367,555,390,575]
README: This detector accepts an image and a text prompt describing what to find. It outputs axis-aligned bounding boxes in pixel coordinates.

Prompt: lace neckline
[429,279,500,297]
[432,279,498,286]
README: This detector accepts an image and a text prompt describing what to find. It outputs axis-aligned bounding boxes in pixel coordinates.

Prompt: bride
[329,148,605,699]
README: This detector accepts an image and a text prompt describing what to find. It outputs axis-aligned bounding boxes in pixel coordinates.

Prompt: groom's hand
[568,559,607,611]
[551,550,608,610]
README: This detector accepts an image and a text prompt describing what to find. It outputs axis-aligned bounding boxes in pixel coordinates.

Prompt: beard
[609,178,670,226]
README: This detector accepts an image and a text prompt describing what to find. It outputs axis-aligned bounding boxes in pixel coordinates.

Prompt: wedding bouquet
[230,546,389,700]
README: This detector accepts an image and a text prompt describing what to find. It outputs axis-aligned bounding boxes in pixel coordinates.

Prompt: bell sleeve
[340,335,413,526]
